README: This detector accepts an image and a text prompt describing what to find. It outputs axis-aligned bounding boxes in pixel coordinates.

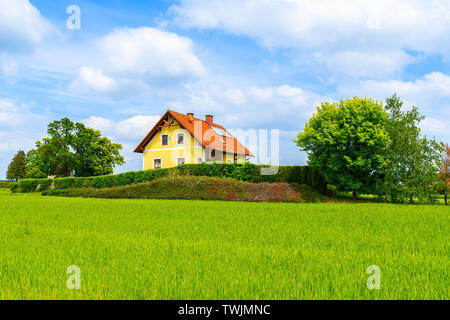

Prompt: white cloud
[1,60,19,82]
[98,27,206,78]
[338,72,450,105]
[170,0,450,51]
[68,27,207,97]
[223,89,246,105]
[69,67,117,95]
[0,99,19,125]
[169,0,450,76]
[0,99,48,159]
[338,72,450,141]
[420,118,450,138]
[275,85,303,98]
[81,114,162,173]
[0,0,53,52]
[247,86,274,102]
[168,83,328,129]
[116,115,161,139]
[82,115,160,140]
[81,116,115,134]
[317,50,415,77]
[0,99,47,129]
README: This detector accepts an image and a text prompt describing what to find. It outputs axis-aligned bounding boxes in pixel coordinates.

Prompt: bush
[9,182,18,193]
[11,164,328,195]
[35,179,53,192]
[18,179,39,193]
[175,163,327,194]
[0,181,10,189]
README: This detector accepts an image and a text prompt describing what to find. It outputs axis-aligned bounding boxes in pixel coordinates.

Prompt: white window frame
[153,158,162,169]
[176,157,186,166]
[161,134,169,146]
[177,133,185,145]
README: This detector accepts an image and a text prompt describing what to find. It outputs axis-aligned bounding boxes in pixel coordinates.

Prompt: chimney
[205,114,213,125]
[187,112,194,122]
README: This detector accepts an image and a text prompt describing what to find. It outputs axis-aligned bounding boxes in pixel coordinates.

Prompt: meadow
[0,188,448,299]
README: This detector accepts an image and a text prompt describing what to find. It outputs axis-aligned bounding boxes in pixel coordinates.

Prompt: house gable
[144,118,201,151]
[134,110,253,157]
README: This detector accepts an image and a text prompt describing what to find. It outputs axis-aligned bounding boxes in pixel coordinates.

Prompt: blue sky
[1,0,449,176]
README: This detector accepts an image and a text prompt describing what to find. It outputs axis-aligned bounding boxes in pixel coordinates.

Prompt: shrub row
[0,181,10,188]
[10,169,169,193]
[176,163,327,194]
[42,176,319,203]
[11,163,328,195]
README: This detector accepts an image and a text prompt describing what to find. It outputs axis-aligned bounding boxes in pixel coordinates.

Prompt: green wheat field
[0,189,448,299]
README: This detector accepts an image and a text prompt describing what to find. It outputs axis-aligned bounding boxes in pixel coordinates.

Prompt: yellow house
[134,110,254,169]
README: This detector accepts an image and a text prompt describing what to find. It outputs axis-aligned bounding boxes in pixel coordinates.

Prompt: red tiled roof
[134,110,254,156]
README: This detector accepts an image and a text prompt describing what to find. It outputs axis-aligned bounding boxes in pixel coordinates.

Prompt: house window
[161,134,168,146]
[177,158,185,166]
[205,148,222,162]
[153,159,162,169]
[177,133,184,145]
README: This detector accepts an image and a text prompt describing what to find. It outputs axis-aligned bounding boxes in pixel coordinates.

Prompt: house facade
[134,110,253,169]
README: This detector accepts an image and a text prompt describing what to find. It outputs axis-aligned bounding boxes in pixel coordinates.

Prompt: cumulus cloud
[82,115,160,140]
[223,89,246,105]
[1,60,19,82]
[0,99,48,167]
[420,118,450,139]
[81,114,162,172]
[337,72,450,141]
[68,27,207,97]
[0,0,53,53]
[338,72,450,105]
[168,83,328,129]
[0,99,47,129]
[69,67,117,94]
[169,0,450,76]
[98,27,206,78]
[317,50,415,77]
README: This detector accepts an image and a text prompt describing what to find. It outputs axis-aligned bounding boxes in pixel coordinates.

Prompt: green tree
[295,97,389,199]
[6,150,26,181]
[438,143,450,205]
[379,95,442,204]
[26,118,125,178]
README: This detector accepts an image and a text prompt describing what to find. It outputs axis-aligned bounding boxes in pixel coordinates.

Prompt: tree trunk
[352,190,357,200]
[445,192,448,205]
[410,195,414,204]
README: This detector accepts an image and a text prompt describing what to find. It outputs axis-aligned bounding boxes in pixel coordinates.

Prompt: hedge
[10,163,327,195]
[0,181,10,189]
[176,163,327,194]
[42,176,326,203]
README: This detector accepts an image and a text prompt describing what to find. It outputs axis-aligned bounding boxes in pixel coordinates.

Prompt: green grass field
[0,189,448,299]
